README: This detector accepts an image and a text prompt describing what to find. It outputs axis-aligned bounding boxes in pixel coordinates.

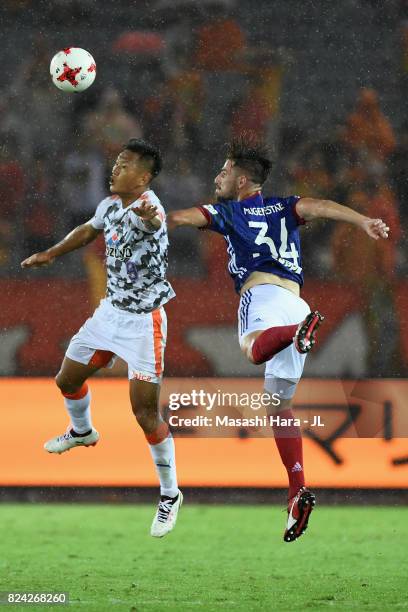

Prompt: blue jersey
[198,192,305,293]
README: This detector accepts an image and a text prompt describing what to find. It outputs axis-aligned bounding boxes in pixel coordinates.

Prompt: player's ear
[140,171,151,186]
[238,175,248,189]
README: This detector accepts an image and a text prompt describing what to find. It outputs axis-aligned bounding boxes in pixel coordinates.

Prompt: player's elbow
[297,198,326,221]
[81,223,100,244]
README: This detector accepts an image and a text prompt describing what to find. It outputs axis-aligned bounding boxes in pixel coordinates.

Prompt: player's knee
[136,414,159,434]
[55,373,81,396]
[247,348,256,364]
[132,406,159,433]
[264,377,299,406]
[241,340,255,364]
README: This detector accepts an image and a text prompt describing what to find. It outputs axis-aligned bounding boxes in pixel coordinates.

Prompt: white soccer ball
[50,47,96,93]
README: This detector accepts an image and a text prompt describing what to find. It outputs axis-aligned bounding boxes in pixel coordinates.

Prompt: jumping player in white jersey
[21,138,182,538]
[166,135,389,542]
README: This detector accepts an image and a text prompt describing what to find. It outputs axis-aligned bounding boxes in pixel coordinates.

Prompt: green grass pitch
[0,503,407,611]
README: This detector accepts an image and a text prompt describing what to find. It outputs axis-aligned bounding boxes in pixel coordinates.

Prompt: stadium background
[1,0,407,491]
[1,2,408,610]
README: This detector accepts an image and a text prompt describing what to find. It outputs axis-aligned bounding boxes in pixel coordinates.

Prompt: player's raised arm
[295,197,389,240]
[167,207,208,230]
[20,222,102,269]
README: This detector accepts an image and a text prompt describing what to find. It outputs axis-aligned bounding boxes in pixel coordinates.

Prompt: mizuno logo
[106,245,132,261]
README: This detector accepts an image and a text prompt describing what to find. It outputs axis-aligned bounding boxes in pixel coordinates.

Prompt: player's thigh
[239,285,310,360]
[61,301,118,391]
[238,288,270,359]
[239,285,310,335]
[123,306,166,407]
[56,356,103,392]
[129,379,161,416]
[240,330,264,360]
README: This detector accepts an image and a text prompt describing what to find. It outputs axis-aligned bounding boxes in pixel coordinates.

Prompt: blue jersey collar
[240,191,263,205]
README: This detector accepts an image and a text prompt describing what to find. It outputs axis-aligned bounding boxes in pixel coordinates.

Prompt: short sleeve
[285,195,306,226]
[197,203,231,235]
[88,198,108,230]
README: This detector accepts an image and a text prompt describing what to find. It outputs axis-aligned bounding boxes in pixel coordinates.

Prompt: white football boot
[150,490,183,538]
[44,427,99,454]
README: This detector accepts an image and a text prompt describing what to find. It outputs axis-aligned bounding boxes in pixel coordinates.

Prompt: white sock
[64,390,92,434]
[149,435,178,498]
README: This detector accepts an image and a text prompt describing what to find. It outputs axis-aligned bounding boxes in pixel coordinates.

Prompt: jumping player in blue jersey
[166,135,389,542]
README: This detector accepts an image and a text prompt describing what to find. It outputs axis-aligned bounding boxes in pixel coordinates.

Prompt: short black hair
[124,138,162,178]
[226,134,272,185]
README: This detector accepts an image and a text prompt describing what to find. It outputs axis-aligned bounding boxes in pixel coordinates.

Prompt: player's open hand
[132,201,158,221]
[20,252,55,269]
[361,218,389,240]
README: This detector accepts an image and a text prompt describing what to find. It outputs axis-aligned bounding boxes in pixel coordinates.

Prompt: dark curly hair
[123,138,162,178]
[226,133,272,185]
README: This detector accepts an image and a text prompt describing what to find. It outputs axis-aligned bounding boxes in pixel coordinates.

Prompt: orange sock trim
[145,422,169,445]
[62,383,89,400]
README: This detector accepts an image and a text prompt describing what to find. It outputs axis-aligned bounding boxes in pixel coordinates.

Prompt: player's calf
[242,327,299,365]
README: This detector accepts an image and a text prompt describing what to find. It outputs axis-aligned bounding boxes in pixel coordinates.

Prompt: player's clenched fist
[361,218,390,240]
[20,252,55,269]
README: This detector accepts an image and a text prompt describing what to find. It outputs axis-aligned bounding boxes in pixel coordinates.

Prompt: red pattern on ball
[57,62,81,87]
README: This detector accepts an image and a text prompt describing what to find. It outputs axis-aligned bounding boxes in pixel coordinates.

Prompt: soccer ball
[50,47,96,93]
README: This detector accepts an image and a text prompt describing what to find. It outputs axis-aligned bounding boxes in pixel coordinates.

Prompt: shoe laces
[157,498,174,523]
[59,428,73,443]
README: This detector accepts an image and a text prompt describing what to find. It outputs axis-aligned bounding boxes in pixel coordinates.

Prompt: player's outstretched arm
[20,223,102,269]
[296,197,389,240]
[167,208,207,230]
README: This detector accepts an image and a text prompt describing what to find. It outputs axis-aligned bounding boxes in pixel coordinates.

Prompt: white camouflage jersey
[89,190,175,314]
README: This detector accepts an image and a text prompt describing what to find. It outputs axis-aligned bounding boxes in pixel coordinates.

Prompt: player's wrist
[358,215,370,227]
[45,246,60,258]
[142,217,160,230]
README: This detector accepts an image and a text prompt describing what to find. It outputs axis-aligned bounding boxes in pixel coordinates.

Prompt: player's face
[110,150,150,194]
[214,159,240,200]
